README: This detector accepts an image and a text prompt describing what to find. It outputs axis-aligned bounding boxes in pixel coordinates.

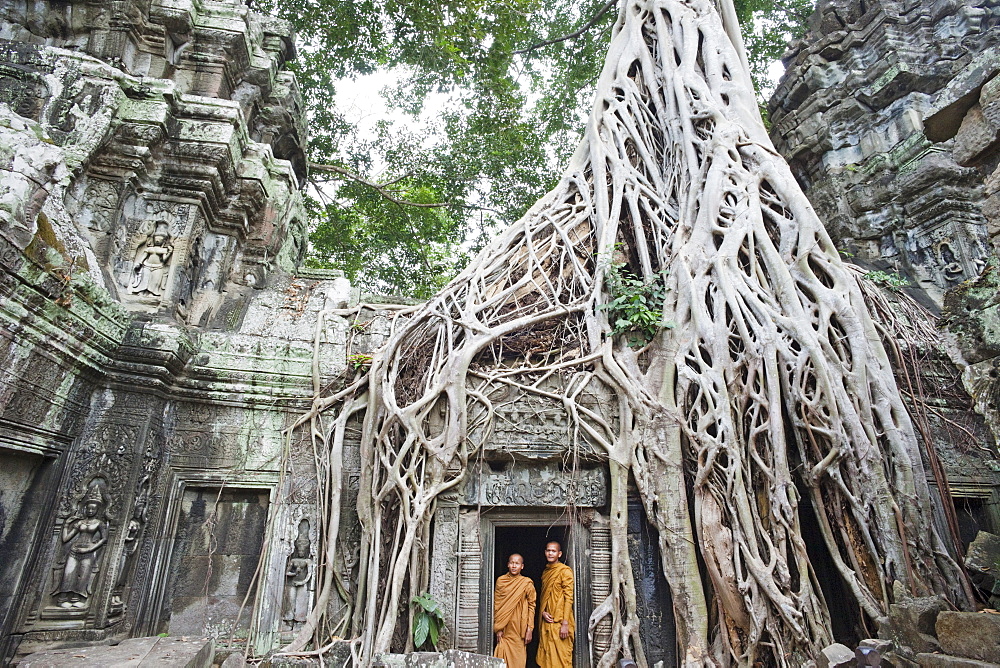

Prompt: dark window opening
[955,496,990,547]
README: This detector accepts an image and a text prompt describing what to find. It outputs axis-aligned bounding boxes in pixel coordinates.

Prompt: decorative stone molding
[769,0,1000,306]
[463,465,608,507]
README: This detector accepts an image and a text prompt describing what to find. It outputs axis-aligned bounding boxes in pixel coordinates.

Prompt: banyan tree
[284,0,972,664]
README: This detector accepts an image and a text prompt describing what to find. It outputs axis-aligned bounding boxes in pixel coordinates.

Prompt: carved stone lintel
[463,465,608,507]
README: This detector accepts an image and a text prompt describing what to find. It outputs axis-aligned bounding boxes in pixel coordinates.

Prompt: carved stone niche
[431,462,612,667]
[112,201,204,313]
[897,217,991,302]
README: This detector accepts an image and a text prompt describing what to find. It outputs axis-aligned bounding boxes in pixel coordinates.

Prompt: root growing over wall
[283,0,970,664]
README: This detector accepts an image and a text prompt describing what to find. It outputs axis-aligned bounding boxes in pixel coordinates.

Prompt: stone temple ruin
[0,0,998,666]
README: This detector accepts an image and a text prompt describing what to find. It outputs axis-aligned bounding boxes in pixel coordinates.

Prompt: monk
[537,541,574,668]
[493,553,536,668]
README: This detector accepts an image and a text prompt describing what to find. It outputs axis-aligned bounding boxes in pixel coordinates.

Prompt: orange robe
[493,573,536,668]
[537,562,574,668]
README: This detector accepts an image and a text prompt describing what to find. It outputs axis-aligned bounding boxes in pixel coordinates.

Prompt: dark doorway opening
[797,496,862,647]
[494,524,569,668]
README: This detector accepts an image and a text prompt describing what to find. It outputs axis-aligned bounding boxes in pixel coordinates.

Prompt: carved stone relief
[897,218,991,300]
[454,509,481,653]
[462,464,608,507]
[126,220,173,297]
[588,513,612,661]
[476,382,615,461]
[108,444,159,619]
[114,202,199,309]
[281,519,312,631]
[0,66,49,122]
[427,493,459,648]
[165,403,248,469]
[47,477,111,614]
[74,178,124,235]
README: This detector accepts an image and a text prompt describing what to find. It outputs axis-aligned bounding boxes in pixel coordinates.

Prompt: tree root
[282,0,971,664]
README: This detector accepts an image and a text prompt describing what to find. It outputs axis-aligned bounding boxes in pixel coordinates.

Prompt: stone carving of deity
[53,479,110,609]
[127,221,173,296]
[282,520,312,630]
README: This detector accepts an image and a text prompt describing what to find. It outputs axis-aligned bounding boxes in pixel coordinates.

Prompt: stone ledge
[18,636,214,667]
[915,653,1000,667]
[375,650,504,668]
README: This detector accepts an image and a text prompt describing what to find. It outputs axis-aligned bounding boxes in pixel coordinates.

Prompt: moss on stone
[942,258,1000,363]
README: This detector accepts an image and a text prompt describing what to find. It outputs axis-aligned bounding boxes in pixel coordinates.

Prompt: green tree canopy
[254,0,811,297]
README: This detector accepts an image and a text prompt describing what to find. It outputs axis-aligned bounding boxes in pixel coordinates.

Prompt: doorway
[492,524,569,668]
[159,487,269,636]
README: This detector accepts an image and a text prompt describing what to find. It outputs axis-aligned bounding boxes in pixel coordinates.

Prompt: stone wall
[0,0,357,661]
[929,61,1000,451]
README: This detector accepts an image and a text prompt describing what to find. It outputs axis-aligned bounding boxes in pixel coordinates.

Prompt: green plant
[598,253,672,347]
[863,270,910,291]
[411,592,444,650]
[347,353,373,371]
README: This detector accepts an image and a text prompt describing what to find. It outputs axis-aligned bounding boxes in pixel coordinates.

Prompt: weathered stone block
[955,105,1000,166]
[916,652,1000,667]
[220,653,246,668]
[980,75,1000,130]
[19,636,214,667]
[879,595,948,656]
[965,531,1000,604]
[935,611,1000,664]
[857,638,891,666]
[821,642,854,667]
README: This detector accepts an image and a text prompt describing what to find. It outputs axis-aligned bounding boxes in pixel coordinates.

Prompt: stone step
[18,636,214,667]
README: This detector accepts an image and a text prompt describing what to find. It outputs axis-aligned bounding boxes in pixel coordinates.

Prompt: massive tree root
[283,0,970,665]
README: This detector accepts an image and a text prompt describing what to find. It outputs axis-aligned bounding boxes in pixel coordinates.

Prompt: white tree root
[284,0,971,665]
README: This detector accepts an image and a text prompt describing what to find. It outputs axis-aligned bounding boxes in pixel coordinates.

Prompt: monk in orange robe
[537,541,574,668]
[494,553,536,668]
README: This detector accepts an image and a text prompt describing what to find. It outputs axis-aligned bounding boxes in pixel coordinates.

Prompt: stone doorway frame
[459,507,608,668]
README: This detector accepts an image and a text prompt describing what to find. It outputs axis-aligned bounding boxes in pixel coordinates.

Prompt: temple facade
[0,0,997,665]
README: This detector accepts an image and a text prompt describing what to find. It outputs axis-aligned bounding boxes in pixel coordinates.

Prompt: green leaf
[413,593,437,613]
[413,612,430,648]
[428,617,440,647]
